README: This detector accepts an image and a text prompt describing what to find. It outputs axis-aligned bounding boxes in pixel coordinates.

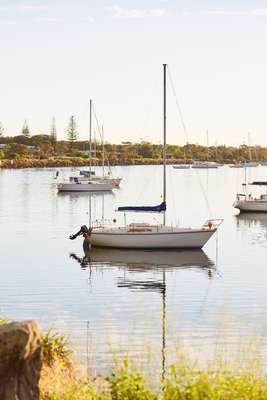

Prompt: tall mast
[163,64,167,225]
[248,132,252,161]
[206,129,209,161]
[102,124,105,178]
[89,99,92,174]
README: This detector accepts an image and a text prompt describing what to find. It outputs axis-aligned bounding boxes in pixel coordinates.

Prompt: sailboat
[234,181,267,212]
[191,130,219,169]
[73,64,221,248]
[57,100,121,192]
[244,133,259,167]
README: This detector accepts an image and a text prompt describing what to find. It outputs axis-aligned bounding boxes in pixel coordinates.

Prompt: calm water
[1,165,267,371]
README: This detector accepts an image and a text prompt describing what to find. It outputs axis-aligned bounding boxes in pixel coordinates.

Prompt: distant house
[121,141,132,145]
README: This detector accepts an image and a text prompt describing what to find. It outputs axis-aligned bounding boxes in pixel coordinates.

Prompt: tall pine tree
[22,120,30,137]
[50,117,57,147]
[67,116,78,148]
[0,122,4,138]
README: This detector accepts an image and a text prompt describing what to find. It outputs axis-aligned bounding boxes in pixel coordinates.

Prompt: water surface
[1,165,267,370]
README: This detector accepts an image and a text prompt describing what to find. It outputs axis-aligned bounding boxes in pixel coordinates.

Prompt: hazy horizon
[1,0,267,146]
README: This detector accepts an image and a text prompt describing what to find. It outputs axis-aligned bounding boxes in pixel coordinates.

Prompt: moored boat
[57,100,120,192]
[173,164,191,169]
[70,64,222,249]
[234,182,267,212]
[191,161,219,169]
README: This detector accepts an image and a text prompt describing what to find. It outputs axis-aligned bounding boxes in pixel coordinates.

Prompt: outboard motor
[69,225,93,252]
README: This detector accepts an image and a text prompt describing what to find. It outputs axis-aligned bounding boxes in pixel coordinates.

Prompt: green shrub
[108,360,157,400]
[163,364,267,400]
[41,329,73,367]
[0,317,7,326]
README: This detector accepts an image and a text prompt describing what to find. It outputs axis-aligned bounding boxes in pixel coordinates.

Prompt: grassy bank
[38,329,267,400]
[41,353,267,400]
[1,318,267,399]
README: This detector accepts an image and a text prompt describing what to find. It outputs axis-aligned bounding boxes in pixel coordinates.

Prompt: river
[1,165,267,372]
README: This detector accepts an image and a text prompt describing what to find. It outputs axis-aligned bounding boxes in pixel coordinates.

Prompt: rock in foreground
[0,320,42,400]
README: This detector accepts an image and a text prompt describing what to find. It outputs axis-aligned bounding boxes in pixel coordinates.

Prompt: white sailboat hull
[234,200,267,212]
[58,182,115,192]
[90,227,216,249]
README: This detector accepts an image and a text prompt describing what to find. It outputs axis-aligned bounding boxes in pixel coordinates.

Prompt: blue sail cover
[250,181,267,186]
[117,201,166,213]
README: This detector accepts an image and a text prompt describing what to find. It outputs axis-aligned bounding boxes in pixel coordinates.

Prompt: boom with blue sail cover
[117,201,166,213]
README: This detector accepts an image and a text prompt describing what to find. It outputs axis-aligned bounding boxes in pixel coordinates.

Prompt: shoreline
[0,157,195,169]
[1,157,264,169]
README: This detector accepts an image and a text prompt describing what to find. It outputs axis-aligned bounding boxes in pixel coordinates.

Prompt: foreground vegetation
[41,348,267,400]
[35,327,267,400]
[0,134,267,167]
[2,317,267,399]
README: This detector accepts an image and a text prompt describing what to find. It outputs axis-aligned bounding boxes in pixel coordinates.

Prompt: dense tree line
[1,133,267,165]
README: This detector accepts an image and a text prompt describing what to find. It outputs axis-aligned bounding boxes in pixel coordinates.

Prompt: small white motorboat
[191,161,219,169]
[229,163,244,168]
[173,164,191,169]
[243,161,259,168]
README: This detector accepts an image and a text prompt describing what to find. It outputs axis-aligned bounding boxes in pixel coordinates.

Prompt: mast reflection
[70,247,216,385]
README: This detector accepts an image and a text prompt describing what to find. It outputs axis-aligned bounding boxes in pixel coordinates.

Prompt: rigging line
[194,169,214,219]
[92,104,113,176]
[139,69,161,142]
[167,67,189,144]
[135,165,160,205]
[169,168,178,226]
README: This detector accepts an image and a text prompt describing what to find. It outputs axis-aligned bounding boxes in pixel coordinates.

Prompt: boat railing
[93,219,117,228]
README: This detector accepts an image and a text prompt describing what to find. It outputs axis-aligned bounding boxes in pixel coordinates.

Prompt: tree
[66,116,78,147]
[0,122,5,137]
[50,117,57,144]
[5,143,29,159]
[22,120,30,138]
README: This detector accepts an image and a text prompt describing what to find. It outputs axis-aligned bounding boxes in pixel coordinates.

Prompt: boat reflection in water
[236,212,267,227]
[236,212,267,247]
[70,247,216,384]
[57,191,115,200]
[70,247,215,275]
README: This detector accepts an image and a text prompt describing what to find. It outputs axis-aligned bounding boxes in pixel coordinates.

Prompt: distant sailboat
[244,133,259,167]
[57,100,121,192]
[191,130,219,169]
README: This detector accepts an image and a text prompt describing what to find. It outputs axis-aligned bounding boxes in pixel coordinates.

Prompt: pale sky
[1,0,267,146]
